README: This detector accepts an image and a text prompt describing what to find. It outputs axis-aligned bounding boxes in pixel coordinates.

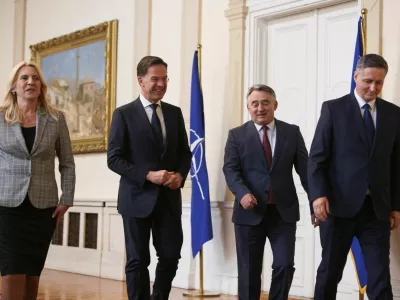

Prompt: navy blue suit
[308,93,400,300]
[223,119,309,300]
[107,98,192,300]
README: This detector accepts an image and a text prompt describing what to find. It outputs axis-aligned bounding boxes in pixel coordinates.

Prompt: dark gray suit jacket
[223,119,309,225]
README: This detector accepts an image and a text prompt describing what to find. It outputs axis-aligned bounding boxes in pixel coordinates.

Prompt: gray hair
[246,84,276,100]
[356,54,388,74]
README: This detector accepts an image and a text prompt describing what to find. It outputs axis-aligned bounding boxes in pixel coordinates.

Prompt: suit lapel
[347,94,369,152]
[31,107,49,154]
[246,122,268,169]
[270,119,285,172]
[11,123,29,155]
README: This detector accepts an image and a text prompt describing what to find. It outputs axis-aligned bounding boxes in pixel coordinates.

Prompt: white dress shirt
[140,94,167,144]
[254,120,276,157]
[354,89,376,128]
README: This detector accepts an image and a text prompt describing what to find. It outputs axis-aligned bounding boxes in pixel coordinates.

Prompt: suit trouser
[314,196,392,300]
[122,195,183,300]
[235,205,296,300]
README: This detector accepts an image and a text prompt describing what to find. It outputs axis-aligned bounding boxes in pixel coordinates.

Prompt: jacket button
[27,172,31,177]
[27,157,30,160]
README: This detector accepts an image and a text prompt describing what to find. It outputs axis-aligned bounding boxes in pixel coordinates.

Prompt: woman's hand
[52,204,70,227]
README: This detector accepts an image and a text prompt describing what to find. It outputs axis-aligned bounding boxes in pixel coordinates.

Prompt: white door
[315,3,362,299]
[260,1,359,298]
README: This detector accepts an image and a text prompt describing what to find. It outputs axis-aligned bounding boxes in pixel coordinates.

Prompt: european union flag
[190,50,213,258]
[349,16,368,295]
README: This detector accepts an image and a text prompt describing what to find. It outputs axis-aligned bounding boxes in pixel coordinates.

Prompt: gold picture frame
[30,20,118,154]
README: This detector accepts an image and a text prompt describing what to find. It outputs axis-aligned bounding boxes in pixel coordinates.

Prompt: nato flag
[190,50,213,258]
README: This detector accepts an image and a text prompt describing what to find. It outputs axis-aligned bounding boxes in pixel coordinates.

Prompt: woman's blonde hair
[0,61,60,124]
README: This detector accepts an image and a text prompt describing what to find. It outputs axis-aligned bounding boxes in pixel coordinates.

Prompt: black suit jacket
[107,98,192,218]
[223,119,309,225]
[308,93,400,220]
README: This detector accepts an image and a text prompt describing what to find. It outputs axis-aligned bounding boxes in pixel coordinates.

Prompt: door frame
[244,0,361,122]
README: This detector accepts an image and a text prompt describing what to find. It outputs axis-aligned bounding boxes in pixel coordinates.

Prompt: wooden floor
[0,269,237,299]
[0,269,302,299]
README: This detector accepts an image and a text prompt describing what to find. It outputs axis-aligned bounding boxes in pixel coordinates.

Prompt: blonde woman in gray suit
[0,61,75,300]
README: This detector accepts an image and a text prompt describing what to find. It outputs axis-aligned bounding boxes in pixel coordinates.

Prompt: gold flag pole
[183,44,220,298]
[359,10,368,300]
[361,8,368,56]
[198,44,202,87]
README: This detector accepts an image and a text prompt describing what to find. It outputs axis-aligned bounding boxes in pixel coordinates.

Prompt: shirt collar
[139,94,162,108]
[254,119,276,132]
[354,89,375,111]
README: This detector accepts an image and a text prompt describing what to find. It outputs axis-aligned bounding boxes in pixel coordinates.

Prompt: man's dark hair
[246,84,277,100]
[356,54,388,74]
[137,56,168,77]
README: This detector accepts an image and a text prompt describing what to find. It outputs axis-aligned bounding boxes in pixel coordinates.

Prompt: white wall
[18,0,230,205]
[0,0,15,99]
[24,0,136,201]
[151,0,184,108]
[382,1,400,296]
[382,0,400,106]
[201,0,230,203]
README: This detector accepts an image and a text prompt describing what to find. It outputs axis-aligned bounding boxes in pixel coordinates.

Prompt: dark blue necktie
[363,103,375,148]
[150,104,163,150]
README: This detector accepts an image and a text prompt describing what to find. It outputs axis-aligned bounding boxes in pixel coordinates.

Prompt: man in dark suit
[223,84,310,300]
[107,56,192,300]
[309,54,400,300]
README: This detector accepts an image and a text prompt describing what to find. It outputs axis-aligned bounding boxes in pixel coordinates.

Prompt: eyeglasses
[150,77,169,83]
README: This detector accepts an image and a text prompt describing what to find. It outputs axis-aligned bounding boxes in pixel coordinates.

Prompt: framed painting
[30,20,118,154]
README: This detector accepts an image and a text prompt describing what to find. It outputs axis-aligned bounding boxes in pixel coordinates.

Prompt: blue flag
[350,17,365,91]
[349,16,367,295]
[190,50,213,258]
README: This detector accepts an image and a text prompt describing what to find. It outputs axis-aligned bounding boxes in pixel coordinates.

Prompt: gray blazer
[0,106,75,208]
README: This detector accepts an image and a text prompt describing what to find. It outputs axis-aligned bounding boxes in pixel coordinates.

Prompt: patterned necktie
[150,104,163,150]
[363,103,375,149]
[263,126,274,204]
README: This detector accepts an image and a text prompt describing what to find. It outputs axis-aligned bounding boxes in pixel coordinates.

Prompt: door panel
[261,1,359,297]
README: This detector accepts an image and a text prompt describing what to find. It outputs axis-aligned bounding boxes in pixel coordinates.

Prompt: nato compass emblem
[190,129,206,200]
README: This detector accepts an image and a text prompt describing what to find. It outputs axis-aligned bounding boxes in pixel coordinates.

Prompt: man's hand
[163,172,183,190]
[240,193,257,210]
[390,211,400,230]
[52,204,70,227]
[146,170,171,185]
[311,214,320,227]
[313,197,330,222]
